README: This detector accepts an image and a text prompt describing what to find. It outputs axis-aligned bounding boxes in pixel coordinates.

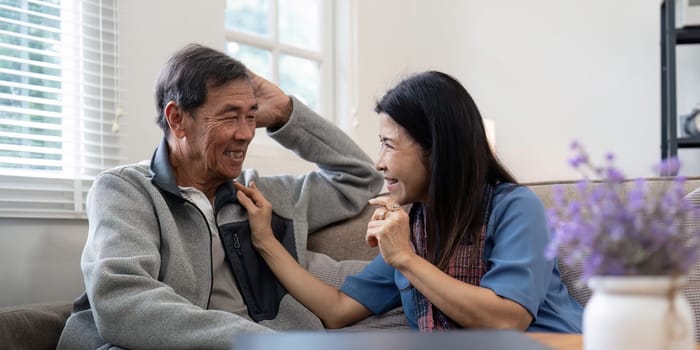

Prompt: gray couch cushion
[556,248,592,307]
[0,302,71,350]
[308,205,378,261]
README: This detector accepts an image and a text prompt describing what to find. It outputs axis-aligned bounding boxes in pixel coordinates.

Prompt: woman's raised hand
[367,196,414,268]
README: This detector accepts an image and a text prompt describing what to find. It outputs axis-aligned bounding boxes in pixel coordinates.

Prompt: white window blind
[0,0,120,219]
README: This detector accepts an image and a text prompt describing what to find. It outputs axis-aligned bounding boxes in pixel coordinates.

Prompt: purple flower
[568,154,587,168]
[545,142,700,280]
[570,140,580,150]
[655,156,681,176]
[604,168,625,182]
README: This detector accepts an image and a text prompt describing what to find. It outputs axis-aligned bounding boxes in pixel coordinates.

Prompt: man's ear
[164,101,186,138]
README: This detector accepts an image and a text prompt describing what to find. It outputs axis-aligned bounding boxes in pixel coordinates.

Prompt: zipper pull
[233,233,243,256]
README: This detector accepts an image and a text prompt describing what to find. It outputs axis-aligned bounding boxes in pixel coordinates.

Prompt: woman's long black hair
[375,71,516,270]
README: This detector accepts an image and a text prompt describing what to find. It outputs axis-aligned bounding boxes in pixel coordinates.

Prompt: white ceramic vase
[583,276,695,350]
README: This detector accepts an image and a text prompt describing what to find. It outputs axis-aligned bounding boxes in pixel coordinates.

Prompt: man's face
[182,79,257,185]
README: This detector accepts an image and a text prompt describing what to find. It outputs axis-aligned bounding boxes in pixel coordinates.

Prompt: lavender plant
[545,141,700,280]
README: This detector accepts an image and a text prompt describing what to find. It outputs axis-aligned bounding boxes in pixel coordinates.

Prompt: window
[224,0,333,119]
[0,0,120,218]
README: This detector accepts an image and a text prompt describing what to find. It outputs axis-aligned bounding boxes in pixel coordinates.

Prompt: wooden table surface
[526,333,581,349]
[527,332,700,350]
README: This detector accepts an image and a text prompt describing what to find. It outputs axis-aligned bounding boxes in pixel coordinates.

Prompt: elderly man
[57,43,383,349]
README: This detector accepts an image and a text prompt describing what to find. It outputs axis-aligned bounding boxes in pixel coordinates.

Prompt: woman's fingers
[368,196,401,212]
[365,232,378,248]
[234,182,256,209]
[234,181,275,247]
[234,181,269,209]
[371,207,388,221]
[369,196,401,225]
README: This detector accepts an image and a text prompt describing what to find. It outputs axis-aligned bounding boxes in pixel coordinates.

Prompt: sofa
[2,177,700,349]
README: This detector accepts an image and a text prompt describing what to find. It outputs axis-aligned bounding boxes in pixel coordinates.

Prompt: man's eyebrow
[218,103,258,114]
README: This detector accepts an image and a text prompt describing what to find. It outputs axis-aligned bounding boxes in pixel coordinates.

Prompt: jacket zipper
[184,199,215,309]
[233,233,243,256]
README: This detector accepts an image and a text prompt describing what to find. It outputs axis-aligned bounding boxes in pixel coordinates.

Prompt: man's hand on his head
[248,70,292,129]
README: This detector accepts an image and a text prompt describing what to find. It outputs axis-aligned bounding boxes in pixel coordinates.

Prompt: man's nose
[235,120,254,140]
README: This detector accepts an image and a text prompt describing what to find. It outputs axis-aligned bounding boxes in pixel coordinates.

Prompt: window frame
[224,0,334,122]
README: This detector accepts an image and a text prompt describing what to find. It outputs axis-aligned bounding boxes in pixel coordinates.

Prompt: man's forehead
[196,79,256,115]
[206,77,252,91]
[205,79,256,101]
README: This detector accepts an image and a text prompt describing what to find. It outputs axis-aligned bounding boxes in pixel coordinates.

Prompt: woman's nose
[375,153,385,171]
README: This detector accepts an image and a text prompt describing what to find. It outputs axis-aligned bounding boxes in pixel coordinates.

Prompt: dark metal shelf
[661,0,700,162]
[678,137,700,147]
[676,27,700,44]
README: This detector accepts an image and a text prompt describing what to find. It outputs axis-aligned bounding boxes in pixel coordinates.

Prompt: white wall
[349,0,700,182]
[119,0,700,180]
[2,0,699,307]
[0,219,87,306]
[455,0,699,181]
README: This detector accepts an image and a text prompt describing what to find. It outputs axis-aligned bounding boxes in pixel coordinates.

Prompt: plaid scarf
[412,184,494,331]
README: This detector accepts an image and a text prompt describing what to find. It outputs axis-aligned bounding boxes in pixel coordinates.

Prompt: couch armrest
[0,302,71,350]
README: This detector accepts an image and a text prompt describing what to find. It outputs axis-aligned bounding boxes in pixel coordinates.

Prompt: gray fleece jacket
[57,98,383,350]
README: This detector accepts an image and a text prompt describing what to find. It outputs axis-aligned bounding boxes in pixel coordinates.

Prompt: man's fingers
[247,69,259,80]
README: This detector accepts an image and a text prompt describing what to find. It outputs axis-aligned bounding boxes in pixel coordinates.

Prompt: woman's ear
[164,101,186,138]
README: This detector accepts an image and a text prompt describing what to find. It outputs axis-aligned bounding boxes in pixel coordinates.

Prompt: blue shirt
[340,184,583,333]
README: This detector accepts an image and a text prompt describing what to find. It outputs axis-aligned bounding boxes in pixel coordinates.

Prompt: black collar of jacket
[149,137,183,199]
[214,180,238,213]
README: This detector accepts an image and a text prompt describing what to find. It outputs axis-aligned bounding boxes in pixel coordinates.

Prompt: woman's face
[376,114,431,205]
